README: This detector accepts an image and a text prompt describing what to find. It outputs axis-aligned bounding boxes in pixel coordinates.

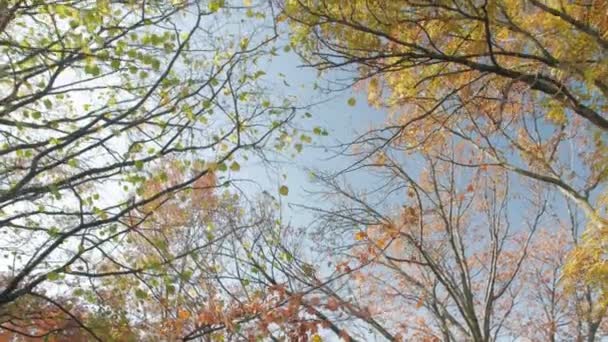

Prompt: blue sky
[233,47,387,225]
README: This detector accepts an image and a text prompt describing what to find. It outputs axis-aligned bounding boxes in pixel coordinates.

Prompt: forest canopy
[1,0,607,341]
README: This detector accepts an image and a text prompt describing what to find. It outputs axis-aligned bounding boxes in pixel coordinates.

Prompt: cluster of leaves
[273,0,608,340]
[0,0,320,340]
[3,0,608,341]
[283,0,608,302]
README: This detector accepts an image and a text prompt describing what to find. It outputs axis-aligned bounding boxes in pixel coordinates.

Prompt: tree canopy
[284,0,608,298]
[1,0,608,341]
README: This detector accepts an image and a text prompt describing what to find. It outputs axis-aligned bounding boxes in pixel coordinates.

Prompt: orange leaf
[354,231,367,241]
[178,309,190,320]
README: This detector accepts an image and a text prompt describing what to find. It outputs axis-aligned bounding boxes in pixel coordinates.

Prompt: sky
[235,47,388,226]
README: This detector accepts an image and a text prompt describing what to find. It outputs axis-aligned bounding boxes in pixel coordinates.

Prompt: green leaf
[48,227,61,238]
[230,161,240,172]
[159,172,168,182]
[279,185,289,196]
[208,0,224,12]
[130,143,143,153]
[240,37,249,50]
[68,159,78,168]
[135,289,148,300]
[84,64,101,77]
[280,251,294,262]
[47,272,60,281]
[300,134,312,143]
[48,184,62,200]
[180,270,193,282]
[110,60,121,70]
[43,99,53,109]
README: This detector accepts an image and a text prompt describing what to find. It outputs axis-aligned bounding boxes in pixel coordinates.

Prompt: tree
[2,153,353,341]
[517,227,608,342]
[300,144,607,341]
[3,1,608,341]
[0,290,140,341]
[0,0,305,339]
[78,177,360,341]
[282,0,608,300]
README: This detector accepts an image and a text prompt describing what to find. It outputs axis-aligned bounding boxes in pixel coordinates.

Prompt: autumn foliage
[2,0,608,341]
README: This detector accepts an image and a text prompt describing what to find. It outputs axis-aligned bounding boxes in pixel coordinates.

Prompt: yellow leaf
[546,105,567,125]
[96,0,110,14]
[279,185,289,196]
